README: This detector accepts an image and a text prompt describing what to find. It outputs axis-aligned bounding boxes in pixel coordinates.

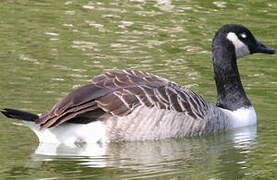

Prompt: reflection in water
[28,126,257,178]
[155,0,175,12]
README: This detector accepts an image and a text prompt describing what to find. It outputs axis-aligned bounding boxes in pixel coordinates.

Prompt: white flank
[226,32,250,58]
[221,106,257,128]
[23,121,107,146]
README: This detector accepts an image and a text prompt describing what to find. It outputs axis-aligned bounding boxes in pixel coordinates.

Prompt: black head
[214,24,275,58]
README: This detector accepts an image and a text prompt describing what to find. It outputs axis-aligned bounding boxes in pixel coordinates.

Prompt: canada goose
[1,24,275,145]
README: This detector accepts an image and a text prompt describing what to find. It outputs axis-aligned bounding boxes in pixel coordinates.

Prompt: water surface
[0,0,276,179]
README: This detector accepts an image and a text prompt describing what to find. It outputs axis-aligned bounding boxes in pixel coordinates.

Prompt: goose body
[1,24,275,145]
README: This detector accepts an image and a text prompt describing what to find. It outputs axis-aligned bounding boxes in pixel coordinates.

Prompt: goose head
[212,24,275,111]
[213,24,275,58]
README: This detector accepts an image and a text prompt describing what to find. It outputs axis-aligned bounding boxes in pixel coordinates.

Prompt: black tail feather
[1,108,39,122]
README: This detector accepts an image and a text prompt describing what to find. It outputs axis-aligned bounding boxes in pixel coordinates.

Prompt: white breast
[220,106,257,128]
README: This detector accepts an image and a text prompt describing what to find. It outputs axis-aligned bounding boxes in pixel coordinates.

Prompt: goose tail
[1,108,39,122]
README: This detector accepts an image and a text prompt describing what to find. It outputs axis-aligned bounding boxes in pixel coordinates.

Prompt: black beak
[253,41,275,54]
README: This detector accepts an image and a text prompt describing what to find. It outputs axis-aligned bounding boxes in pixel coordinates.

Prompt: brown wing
[38,70,209,129]
[93,70,209,119]
[96,84,209,119]
[38,84,112,128]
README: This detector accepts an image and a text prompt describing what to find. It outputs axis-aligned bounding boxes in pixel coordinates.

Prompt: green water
[0,0,276,179]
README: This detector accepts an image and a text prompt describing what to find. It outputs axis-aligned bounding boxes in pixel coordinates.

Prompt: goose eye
[240,33,247,39]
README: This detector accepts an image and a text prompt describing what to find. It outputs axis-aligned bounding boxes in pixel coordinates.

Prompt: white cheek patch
[227,32,250,58]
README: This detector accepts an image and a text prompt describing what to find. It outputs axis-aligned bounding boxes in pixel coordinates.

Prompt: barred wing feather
[38,70,209,129]
[92,70,171,88]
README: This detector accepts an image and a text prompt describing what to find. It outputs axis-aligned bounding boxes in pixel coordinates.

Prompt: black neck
[212,38,251,111]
